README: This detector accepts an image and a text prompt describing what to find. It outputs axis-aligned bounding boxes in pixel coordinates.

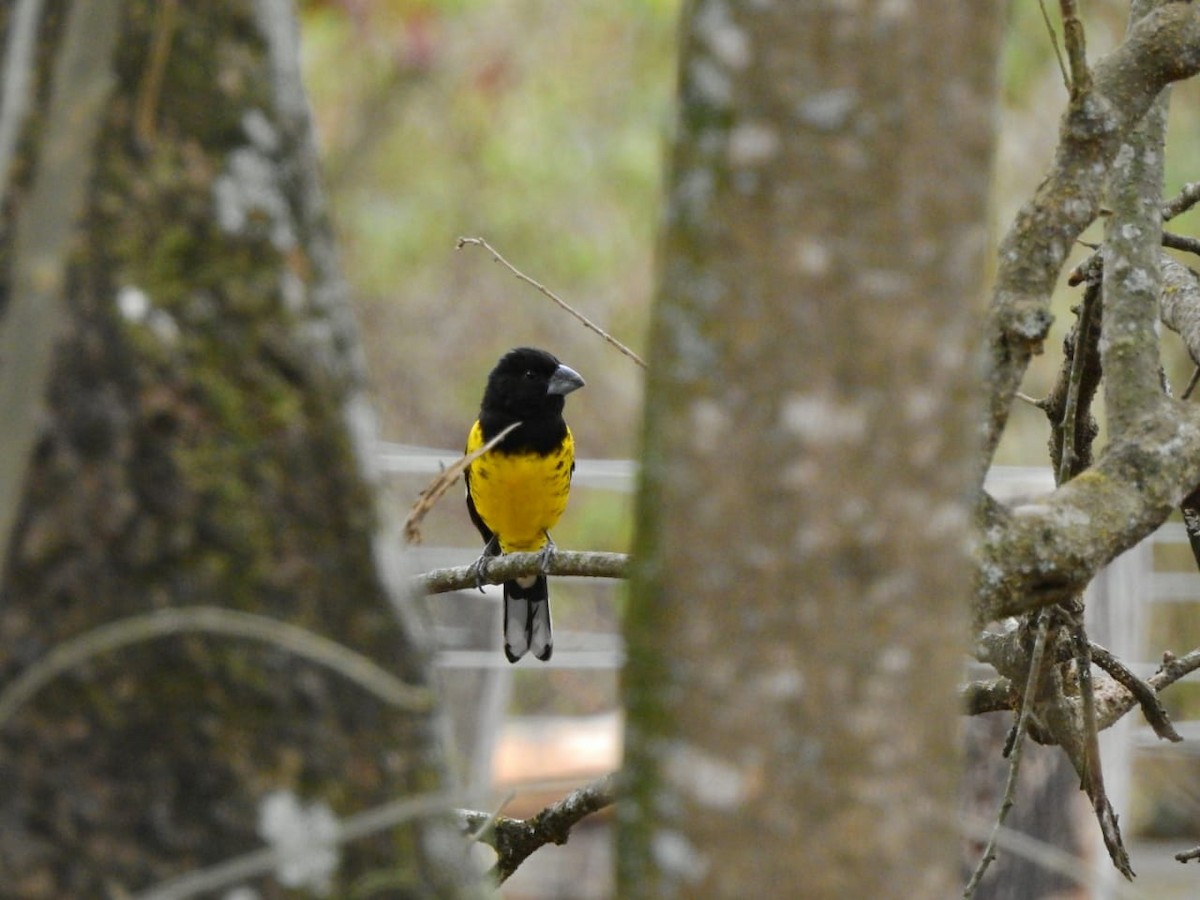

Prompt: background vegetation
[295,0,1200,864]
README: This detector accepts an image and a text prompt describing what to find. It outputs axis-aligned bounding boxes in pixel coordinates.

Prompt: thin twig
[1058,284,1097,483]
[1162,182,1200,221]
[964,609,1053,898]
[1148,648,1200,692]
[1183,366,1200,401]
[958,814,1152,900]
[1090,641,1182,741]
[1070,231,1199,290]
[1053,279,1102,483]
[961,677,1015,716]
[0,606,433,730]
[403,421,519,544]
[1038,0,1071,93]
[1163,230,1200,258]
[1071,619,1134,879]
[457,236,646,369]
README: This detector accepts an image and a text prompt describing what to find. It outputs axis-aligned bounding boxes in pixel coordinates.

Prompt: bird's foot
[467,554,490,592]
[535,533,557,575]
[469,537,500,591]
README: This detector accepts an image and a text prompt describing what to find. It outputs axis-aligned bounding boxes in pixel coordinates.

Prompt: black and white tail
[503,575,552,663]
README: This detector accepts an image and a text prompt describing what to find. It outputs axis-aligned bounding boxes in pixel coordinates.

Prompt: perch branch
[417,550,629,595]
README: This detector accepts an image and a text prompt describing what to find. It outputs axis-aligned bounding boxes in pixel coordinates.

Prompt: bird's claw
[469,536,499,592]
[467,555,490,592]
[535,533,557,575]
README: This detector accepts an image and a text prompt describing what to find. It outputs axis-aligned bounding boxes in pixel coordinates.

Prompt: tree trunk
[620,2,1003,896]
[0,2,477,896]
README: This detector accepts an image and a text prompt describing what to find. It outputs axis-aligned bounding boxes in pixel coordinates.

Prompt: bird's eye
[523,370,536,379]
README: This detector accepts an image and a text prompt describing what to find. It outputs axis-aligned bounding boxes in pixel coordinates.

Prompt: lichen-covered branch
[981,2,1200,464]
[458,773,616,884]
[976,401,1200,621]
[416,550,629,595]
[1101,40,1169,434]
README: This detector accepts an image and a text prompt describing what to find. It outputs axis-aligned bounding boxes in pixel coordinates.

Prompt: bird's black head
[480,347,585,427]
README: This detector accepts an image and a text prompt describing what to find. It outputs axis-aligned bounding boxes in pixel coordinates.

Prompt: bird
[465,347,585,662]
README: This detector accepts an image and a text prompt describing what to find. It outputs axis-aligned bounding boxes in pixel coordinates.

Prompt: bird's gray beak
[547,364,585,396]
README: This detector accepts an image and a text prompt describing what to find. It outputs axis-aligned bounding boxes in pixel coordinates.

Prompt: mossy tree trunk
[0,1,478,896]
[619,1,1003,896]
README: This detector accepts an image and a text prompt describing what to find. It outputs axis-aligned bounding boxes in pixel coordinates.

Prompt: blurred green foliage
[301,0,1200,473]
[299,0,677,459]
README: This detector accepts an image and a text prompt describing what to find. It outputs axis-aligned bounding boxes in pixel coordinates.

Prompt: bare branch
[416,550,629,595]
[981,2,1200,465]
[965,612,1054,897]
[975,407,1200,621]
[1160,255,1200,366]
[961,677,1014,715]
[1175,846,1200,864]
[1162,180,1200,220]
[1090,641,1181,742]
[1045,279,1102,482]
[1072,621,1134,878]
[1037,0,1070,92]
[1101,37,1168,434]
[978,634,1200,734]
[457,236,646,369]
[458,773,616,884]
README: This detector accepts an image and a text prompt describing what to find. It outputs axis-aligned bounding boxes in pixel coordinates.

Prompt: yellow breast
[467,422,574,553]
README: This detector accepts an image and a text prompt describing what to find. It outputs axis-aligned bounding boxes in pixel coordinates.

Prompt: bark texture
[0,2,476,896]
[620,1,1003,896]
